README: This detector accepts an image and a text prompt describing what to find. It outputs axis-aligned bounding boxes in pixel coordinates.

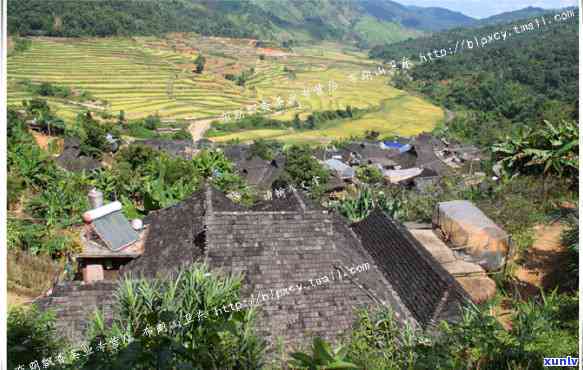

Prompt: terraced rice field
[211,93,444,145]
[8,34,443,143]
[8,37,255,120]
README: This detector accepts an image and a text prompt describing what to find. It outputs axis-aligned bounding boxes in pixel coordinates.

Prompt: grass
[7,249,62,301]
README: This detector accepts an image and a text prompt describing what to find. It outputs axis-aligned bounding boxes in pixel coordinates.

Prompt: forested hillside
[370,9,579,146]
[8,0,477,47]
[476,6,550,26]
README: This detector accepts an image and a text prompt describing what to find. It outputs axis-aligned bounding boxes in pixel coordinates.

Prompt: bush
[35,82,71,98]
[77,263,266,369]
[7,173,26,208]
[356,165,384,184]
[13,36,32,53]
[284,145,329,193]
[8,305,66,369]
[171,129,192,141]
[77,112,120,158]
[560,209,578,287]
[300,290,579,369]
[248,139,281,161]
[194,54,206,73]
[143,114,160,130]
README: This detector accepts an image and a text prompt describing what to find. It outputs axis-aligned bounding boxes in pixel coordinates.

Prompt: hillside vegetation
[371,9,579,146]
[8,0,420,47]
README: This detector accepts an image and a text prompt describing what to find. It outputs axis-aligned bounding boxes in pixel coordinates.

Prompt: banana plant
[289,337,357,370]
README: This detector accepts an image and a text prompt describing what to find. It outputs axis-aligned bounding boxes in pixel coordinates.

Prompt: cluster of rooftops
[218,133,484,195]
[38,132,506,349]
[38,179,509,349]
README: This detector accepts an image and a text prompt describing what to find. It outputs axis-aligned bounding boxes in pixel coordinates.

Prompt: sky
[395,0,579,19]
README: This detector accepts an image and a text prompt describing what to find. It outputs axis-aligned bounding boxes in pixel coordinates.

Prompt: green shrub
[284,145,329,193]
[171,129,192,141]
[8,305,66,369]
[77,263,266,369]
[356,165,383,184]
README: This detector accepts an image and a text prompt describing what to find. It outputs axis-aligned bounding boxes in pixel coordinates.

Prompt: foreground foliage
[8,306,64,369]
[493,120,578,183]
[291,290,578,369]
[8,264,266,370]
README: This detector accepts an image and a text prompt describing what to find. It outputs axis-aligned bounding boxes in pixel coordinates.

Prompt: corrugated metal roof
[323,159,355,179]
[92,210,139,252]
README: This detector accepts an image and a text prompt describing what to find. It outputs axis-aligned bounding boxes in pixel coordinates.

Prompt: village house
[55,137,101,173]
[76,189,146,282]
[37,184,478,349]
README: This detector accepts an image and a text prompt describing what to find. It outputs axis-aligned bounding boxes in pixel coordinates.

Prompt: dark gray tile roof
[55,152,102,173]
[412,133,449,175]
[204,209,411,347]
[137,139,194,159]
[40,186,468,347]
[222,144,251,162]
[35,281,118,343]
[56,137,101,173]
[121,191,206,279]
[351,209,469,328]
[234,156,285,190]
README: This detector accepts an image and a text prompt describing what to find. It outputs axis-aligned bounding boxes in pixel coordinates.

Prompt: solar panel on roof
[92,210,139,252]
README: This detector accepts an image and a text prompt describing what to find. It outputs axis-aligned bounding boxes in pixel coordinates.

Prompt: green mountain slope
[8,0,473,47]
[477,6,550,26]
[369,9,578,145]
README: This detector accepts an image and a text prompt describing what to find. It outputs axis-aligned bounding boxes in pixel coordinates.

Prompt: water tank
[131,219,143,231]
[88,188,103,209]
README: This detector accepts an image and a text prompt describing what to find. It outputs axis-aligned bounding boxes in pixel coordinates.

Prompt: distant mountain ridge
[477,6,551,26]
[7,0,477,46]
[9,0,563,47]
[359,0,476,31]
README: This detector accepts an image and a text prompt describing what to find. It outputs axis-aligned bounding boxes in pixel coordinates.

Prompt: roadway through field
[188,117,220,141]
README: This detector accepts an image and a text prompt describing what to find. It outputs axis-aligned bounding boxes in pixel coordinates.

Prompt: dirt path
[513,223,570,297]
[444,108,455,123]
[66,100,106,111]
[188,116,220,142]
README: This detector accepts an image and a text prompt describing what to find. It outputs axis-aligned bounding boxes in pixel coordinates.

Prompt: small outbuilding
[323,158,355,180]
[433,200,511,271]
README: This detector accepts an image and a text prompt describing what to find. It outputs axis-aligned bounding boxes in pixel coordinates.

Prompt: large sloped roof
[351,209,470,328]
[204,209,413,347]
[412,133,449,175]
[40,185,468,346]
[121,190,206,279]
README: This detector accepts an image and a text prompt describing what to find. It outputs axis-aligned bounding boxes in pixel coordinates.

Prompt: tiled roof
[413,133,449,175]
[351,209,469,328]
[137,139,194,159]
[35,281,118,343]
[234,156,285,190]
[121,190,206,279]
[40,186,468,346]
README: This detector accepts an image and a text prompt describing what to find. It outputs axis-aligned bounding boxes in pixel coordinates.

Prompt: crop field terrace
[8,34,444,144]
